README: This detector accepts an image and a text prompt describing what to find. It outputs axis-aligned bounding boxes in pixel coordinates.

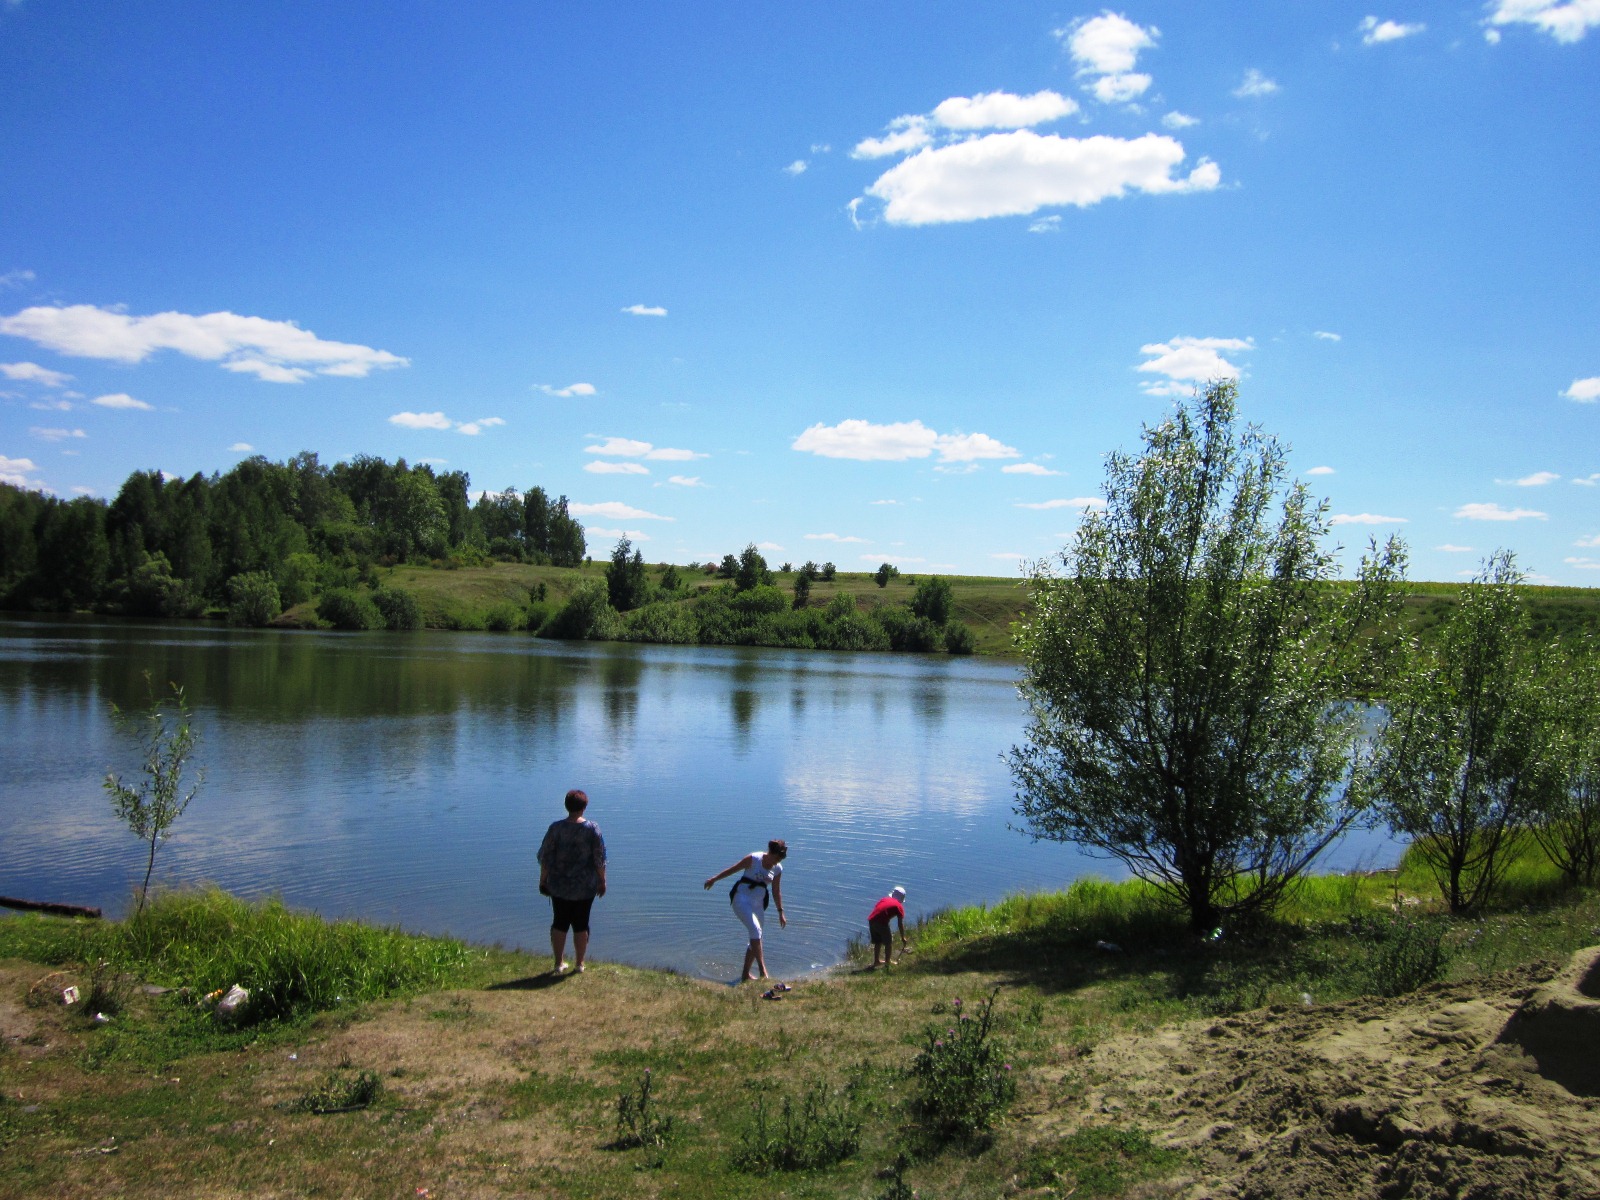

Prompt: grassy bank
[3,856,1596,1198]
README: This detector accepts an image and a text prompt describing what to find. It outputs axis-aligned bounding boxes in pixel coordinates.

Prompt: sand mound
[1061,950,1600,1199]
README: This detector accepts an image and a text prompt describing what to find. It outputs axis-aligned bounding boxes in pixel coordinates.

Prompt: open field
[4,855,1598,1199]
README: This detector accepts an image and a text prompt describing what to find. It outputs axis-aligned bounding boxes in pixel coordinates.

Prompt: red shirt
[868,897,905,924]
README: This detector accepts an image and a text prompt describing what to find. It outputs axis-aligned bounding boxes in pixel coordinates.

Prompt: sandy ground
[1035,948,1600,1199]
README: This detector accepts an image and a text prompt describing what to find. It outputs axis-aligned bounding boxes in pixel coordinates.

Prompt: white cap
[890,886,906,900]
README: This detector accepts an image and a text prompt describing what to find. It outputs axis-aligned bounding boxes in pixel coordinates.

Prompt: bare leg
[550,928,569,973]
[573,931,590,972]
[752,939,769,980]
[742,942,759,981]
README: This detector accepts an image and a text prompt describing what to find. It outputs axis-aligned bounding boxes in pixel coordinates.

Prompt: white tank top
[740,852,781,887]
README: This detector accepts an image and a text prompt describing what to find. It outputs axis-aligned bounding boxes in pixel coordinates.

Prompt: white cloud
[1436,544,1475,552]
[1016,497,1105,510]
[1487,0,1600,42]
[535,382,597,398]
[1314,330,1342,341]
[1502,470,1560,486]
[585,460,650,475]
[863,131,1218,226]
[454,417,505,436]
[1162,111,1199,129]
[990,551,1026,559]
[1563,376,1600,402]
[784,160,808,176]
[859,554,925,564]
[0,454,41,487]
[229,442,254,453]
[1567,556,1600,569]
[587,526,653,542]
[792,418,1018,462]
[0,270,36,289]
[30,426,86,441]
[585,436,705,461]
[853,116,933,159]
[871,499,900,505]
[1306,465,1336,476]
[931,90,1077,130]
[0,304,406,382]
[389,411,454,431]
[1137,335,1252,392]
[621,304,667,317]
[1360,16,1426,43]
[568,501,673,521]
[1454,501,1548,521]
[1003,462,1061,476]
[29,397,72,411]
[1028,215,1062,234]
[756,541,783,552]
[91,392,152,411]
[1575,533,1600,547]
[1329,513,1409,525]
[666,475,704,487]
[1062,13,1158,103]
[1233,69,1280,97]
[1572,474,1600,487]
[805,532,868,543]
[1,361,72,386]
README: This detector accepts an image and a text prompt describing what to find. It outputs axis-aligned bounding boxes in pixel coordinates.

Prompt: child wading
[867,885,908,968]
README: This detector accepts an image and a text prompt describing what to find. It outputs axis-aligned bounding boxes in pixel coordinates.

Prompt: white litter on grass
[1095,940,1123,953]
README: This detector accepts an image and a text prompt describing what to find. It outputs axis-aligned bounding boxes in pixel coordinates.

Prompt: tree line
[0,453,586,617]
[1010,382,1600,929]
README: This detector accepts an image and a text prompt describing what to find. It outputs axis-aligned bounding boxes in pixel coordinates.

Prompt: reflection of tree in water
[914,683,946,727]
[597,650,643,733]
[730,688,760,745]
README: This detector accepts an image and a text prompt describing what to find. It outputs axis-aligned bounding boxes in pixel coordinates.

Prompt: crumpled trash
[215,984,250,1016]
[1095,939,1122,953]
[92,1012,112,1024]
[61,985,80,1006]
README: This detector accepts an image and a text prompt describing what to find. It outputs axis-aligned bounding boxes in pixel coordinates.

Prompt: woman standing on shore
[704,839,787,982]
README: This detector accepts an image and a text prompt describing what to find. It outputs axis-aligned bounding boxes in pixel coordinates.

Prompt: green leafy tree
[1373,553,1557,912]
[317,587,384,630]
[736,543,773,591]
[792,572,812,610]
[104,674,204,917]
[779,562,793,573]
[800,560,820,582]
[718,553,739,580]
[874,562,900,588]
[226,571,282,626]
[1009,382,1406,932]
[371,586,424,630]
[659,564,682,592]
[910,575,953,624]
[607,537,650,612]
[1533,637,1600,886]
[820,561,836,582]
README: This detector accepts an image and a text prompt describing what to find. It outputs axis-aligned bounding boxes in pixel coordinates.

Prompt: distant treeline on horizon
[0,452,587,616]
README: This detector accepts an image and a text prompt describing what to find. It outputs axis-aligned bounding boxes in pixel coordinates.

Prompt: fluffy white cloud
[0,305,406,382]
[1573,474,1600,487]
[535,382,597,398]
[568,501,673,521]
[1002,462,1061,475]
[0,454,41,487]
[853,117,933,159]
[585,436,705,461]
[585,461,650,475]
[1162,111,1199,129]
[1016,496,1105,510]
[1503,470,1560,486]
[1028,215,1062,234]
[792,419,1018,462]
[1575,533,1600,547]
[389,411,454,430]
[1329,513,1409,525]
[586,526,652,542]
[783,160,808,176]
[1567,556,1600,569]
[932,90,1078,130]
[621,304,667,317]
[871,499,901,505]
[1563,376,1600,402]
[92,393,152,411]
[230,442,254,453]
[666,475,704,487]
[756,542,783,552]
[1436,544,1475,552]
[1,361,72,386]
[863,131,1218,226]
[29,398,73,411]
[1233,69,1280,97]
[1487,0,1600,42]
[1062,13,1158,103]
[990,551,1026,559]
[805,532,868,543]
[30,426,86,441]
[1360,16,1426,43]
[1454,501,1548,521]
[859,554,925,564]
[1306,465,1336,476]
[454,417,505,436]
[0,270,36,289]
[1137,336,1253,393]
[1314,330,1342,341]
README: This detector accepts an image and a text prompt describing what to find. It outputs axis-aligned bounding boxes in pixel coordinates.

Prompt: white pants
[731,889,765,941]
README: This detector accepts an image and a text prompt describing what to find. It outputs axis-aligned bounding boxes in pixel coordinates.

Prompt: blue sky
[1,2,1596,581]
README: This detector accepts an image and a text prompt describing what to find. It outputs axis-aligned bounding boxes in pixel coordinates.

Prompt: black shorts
[550,895,595,934]
[869,918,893,947]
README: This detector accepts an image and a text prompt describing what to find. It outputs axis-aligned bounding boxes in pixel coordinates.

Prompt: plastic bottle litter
[215,984,250,1016]
[92,1012,112,1024]
[61,985,80,1006]
[1094,940,1123,953]
[1300,992,1314,1008]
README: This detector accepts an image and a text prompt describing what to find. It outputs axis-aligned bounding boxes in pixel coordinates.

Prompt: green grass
[1020,1125,1188,1197]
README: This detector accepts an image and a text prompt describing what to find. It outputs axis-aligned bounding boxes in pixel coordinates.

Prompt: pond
[0,617,1401,979]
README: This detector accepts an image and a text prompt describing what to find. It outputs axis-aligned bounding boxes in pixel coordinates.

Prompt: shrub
[615,1070,675,1165]
[910,575,953,624]
[317,588,383,630]
[275,552,322,607]
[820,562,836,581]
[908,988,1016,1142]
[539,579,618,640]
[117,553,204,618]
[370,586,423,630]
[874,607,942,652]
[291,1069,382,1114]
[484,601,524,631]
[731,1081,863,1173]
[944,620,976,654]
[226,572,282,627]
[622,601,698,644]
[1357,915,1454,997]
[1020,1126,1186,1197]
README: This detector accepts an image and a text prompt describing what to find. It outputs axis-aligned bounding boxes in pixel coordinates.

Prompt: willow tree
[1008,382,1406,932]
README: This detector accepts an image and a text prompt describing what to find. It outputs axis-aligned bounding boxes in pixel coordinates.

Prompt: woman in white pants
[704,839,787,982]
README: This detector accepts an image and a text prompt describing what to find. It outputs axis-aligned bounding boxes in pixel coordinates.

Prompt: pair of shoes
[775,983,792,992]
[553,961,570,975]
[761,988,784,1001]
[573,963,586,974]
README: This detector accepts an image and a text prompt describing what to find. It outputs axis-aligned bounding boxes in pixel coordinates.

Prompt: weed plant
[1353,914,1454,996]
[1020,1126,1186,1197]
[290,1069,383,1113]
[908,988,1016,1143]
[614,1070,675,1166]
[731,1080,863,1173]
